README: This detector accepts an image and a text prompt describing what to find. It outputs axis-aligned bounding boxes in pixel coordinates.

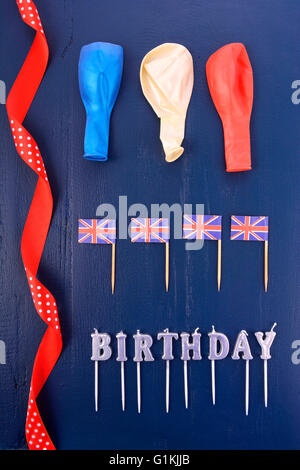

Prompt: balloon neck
[160,114,186,162]
[222,116,252,172]
[83,111,110,162]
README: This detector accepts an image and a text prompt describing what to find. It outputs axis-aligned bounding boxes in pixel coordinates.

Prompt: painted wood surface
[0,0,300,450]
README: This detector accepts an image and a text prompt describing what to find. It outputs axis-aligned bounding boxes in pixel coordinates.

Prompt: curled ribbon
[6,1,62,450]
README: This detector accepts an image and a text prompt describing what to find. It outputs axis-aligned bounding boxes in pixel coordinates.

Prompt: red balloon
[206,43,253,172]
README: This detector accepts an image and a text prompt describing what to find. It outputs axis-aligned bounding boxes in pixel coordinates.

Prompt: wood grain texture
[0,0,300,450]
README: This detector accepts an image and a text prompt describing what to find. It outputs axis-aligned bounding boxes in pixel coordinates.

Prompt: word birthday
[91,324,277,415]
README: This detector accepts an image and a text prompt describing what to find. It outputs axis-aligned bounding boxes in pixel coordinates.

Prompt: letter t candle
[157,328,179,413]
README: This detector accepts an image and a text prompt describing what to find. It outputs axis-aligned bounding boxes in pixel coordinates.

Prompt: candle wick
[271,322,277,332]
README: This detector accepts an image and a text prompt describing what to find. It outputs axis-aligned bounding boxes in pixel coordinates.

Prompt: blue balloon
[79,42,123,161]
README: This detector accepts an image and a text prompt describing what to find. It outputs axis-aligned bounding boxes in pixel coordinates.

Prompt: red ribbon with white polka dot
[6,1,62,451]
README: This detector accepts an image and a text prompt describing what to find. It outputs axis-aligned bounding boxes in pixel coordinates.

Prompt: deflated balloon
[79,42,123,161]
[140,43,194,162]
[206,43,253,172]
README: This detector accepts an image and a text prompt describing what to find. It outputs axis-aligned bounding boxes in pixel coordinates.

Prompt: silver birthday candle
[116,331,128,411]
[255,323,277,407]
[180,328,202,409]
[91,329,112,412]
[232,330,253,415]
[133,330,154,413]
[157,329,179,413]
[208,325,230,405]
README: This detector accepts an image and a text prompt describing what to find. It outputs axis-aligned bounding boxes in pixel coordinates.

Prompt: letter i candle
[116,331,128,411]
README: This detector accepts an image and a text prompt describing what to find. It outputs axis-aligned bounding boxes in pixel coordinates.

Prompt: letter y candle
[255,323,277,407]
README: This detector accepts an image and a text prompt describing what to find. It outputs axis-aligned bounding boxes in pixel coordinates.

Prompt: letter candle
[208,325,230,405]
[157,329,179,413]
[255,322,277,407]
[91,329,112,411]
[116,331,128,411]
[133,330,155,413]
[232,330,253,415]
[180,328,202,409]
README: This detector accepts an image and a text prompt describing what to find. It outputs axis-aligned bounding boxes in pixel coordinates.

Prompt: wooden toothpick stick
[264,241,268,293]
[217,239,222,291]
[165,241,169,292]
[111,243,116,294]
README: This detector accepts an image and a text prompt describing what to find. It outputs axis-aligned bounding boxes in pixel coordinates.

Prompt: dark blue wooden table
[1,0,300,450]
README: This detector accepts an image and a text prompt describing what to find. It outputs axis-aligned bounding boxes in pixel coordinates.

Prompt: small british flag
[78,219,116,244]
[130,218,170,243]
[231,216,269,241]
[183,215,222,241]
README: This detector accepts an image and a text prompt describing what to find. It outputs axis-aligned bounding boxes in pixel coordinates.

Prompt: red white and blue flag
[230,216,269,241]
[130,218,170,243]
[78,219,116,244]
[183,215,222,240]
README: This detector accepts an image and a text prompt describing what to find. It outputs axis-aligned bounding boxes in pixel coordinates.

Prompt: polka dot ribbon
[6,1,62,450]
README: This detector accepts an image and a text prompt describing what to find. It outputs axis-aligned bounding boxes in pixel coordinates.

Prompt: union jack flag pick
[78,219,117,293]
[230,216,269,292]
[183,215,222,290]
[130,218,170,291]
